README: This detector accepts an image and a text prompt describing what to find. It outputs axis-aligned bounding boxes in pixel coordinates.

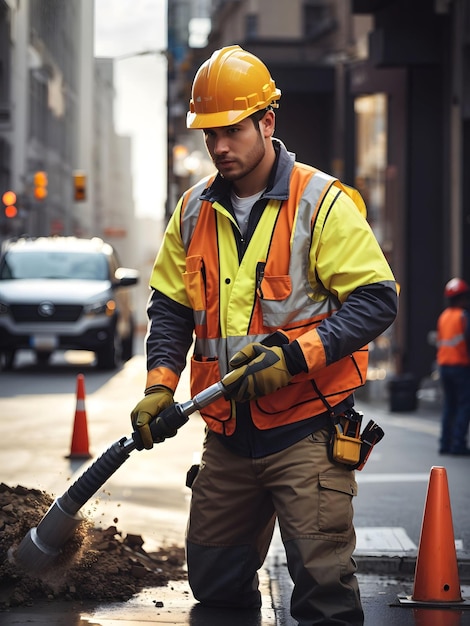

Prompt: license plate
[30,335,58,351]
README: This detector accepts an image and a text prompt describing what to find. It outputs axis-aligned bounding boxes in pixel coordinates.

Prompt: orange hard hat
[444,277,470,298]
[186,45,281,129]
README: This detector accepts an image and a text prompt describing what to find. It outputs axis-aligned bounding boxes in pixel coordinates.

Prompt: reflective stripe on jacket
[437,307,470,366]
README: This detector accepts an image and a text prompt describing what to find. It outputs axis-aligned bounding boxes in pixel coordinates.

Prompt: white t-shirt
[230,189,265,237]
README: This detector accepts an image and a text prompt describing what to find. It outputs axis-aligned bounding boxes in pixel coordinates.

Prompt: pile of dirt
[0,483,186,609]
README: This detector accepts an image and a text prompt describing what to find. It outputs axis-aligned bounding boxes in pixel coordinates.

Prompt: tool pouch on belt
[329,408,384,471]
[329,409,363,466]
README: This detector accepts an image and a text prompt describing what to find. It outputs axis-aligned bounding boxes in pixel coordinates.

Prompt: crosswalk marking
[354,527,464,553]
[355,527,417,552]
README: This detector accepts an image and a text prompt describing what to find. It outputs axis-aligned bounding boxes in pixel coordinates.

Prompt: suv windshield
[0,251,109,281]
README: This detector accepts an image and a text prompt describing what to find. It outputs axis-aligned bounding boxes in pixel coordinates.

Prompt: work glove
[130,385,175,450]
[222,343,293,403]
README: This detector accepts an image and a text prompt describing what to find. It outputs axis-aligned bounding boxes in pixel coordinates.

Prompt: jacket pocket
[190,355,232,424]
[318,470,357,534]
[258,274,294,327]
[182,255,206,311]
[259,274,292,300]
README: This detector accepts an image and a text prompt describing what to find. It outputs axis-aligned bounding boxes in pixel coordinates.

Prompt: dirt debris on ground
[0,483,186,609]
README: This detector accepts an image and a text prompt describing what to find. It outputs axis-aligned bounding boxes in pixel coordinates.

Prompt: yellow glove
[222,343,293,403]
[130,385,174,449]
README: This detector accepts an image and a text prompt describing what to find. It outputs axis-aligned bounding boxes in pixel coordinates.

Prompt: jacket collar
[199,138,295,204]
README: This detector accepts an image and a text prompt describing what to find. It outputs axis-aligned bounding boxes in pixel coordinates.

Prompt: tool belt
[329,408,384,471]
[308,377,384,471]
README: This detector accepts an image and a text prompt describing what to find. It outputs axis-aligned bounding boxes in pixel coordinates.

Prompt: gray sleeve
[146,289,195,376]
[316,281,398,365]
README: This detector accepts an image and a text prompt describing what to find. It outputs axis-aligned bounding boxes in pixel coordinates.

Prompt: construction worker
[131,46,398,625]
[436,278,470,455]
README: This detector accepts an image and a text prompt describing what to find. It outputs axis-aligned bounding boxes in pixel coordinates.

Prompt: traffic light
[73,171,86,201]
[2,190,18,218]
[33,171,48,200]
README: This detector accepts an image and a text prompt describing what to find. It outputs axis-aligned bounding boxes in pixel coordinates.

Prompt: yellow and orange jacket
[437,307,470,366]
[146,140,398,435]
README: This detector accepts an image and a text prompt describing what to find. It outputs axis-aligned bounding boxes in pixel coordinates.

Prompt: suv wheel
[121,318,135,362]
[36,352,52,366]
[96,330,121,370]
[1,349,16,371]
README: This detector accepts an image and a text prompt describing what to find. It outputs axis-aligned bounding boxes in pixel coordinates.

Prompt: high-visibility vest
[177,165,369,435]
[437,307,470,366]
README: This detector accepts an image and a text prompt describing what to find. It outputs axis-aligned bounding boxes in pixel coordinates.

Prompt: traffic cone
[66,373,92,459]
[411,466,461,604]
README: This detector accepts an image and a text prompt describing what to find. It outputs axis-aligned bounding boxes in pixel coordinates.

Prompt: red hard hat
[444,277,470,298]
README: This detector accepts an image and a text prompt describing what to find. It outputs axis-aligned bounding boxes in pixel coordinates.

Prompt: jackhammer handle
[136,331,289,448]
[174,380,227,416]
[171,331,288,415]
[129,380,227,450]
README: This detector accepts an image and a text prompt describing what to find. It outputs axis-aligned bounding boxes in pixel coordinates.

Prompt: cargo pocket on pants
[318,471,357,534]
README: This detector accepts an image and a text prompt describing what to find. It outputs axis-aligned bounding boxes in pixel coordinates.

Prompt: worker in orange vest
[436,277,470,455]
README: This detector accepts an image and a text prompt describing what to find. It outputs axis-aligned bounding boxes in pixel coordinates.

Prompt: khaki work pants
[186,427,364,626]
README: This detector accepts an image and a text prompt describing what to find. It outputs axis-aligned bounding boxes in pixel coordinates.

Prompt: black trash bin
[388,374,418,412]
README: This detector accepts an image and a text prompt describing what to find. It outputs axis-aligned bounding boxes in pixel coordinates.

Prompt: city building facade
[0,0,136,271]
[166,0,470,388]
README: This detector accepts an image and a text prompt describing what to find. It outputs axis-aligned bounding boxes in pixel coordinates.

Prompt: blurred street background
[1,0,470,399]
[2,3,470,623]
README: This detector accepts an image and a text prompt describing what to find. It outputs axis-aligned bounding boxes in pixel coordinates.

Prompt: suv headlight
[84,299,116,317]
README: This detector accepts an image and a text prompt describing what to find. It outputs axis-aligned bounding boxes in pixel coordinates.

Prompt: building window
[245,13,258,40]
[303,2,335,40]
[354,93,388,246]
[0,0,11,112]
[355,93,394,380]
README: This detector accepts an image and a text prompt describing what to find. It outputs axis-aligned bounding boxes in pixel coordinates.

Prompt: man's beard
[215,134,265,181]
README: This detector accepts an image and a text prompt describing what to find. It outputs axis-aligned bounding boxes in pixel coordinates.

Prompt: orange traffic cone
[66,373,92,459]
[397,466,470,608]
[412,466,461,604]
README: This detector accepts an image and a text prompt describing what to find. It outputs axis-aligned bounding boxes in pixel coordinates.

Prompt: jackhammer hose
[64,382,227,511]
[15,379,232,573]
[65,403,196,509]
[67,438,132,510]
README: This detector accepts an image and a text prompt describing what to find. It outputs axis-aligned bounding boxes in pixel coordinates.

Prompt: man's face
[203,115,267,182]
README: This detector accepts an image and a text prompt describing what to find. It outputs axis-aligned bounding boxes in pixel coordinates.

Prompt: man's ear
[261,110,275,137]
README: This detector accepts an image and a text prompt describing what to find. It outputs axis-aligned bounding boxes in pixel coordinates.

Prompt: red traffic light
[4,205,18,218]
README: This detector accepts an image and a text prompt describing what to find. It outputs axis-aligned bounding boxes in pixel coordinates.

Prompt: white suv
[0,236,139,370]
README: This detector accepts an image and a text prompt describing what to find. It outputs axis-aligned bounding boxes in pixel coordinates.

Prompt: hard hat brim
[187,91,280,130]
[186,108,254,130]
